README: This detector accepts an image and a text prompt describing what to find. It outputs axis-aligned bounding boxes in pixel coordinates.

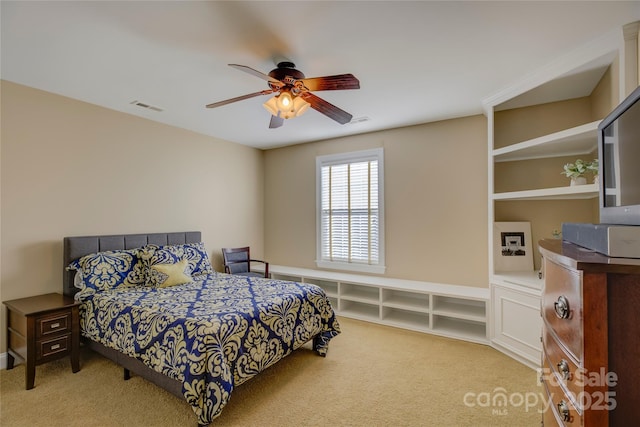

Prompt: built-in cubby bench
[258,265,490,344]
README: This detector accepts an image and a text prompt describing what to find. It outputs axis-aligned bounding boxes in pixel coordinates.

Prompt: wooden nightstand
[4,293,80,389]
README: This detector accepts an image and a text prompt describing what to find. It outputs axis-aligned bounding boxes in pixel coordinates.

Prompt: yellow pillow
[151,259,192,288]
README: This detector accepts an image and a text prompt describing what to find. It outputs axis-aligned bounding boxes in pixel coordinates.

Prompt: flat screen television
[598,85,640,226]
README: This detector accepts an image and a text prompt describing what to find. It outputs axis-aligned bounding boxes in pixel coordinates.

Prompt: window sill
[315,260,386,275]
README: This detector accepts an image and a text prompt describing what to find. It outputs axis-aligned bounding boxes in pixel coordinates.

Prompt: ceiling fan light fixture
[276,90,293,111]
[263,91,310,120]
[262,96,279,116]
[292,96,310,117]
[280,95,310,119]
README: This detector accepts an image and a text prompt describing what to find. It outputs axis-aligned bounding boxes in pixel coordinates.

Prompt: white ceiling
[2,1,639,150]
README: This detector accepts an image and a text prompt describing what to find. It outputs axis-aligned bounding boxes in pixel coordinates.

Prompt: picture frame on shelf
[493,221,533,272]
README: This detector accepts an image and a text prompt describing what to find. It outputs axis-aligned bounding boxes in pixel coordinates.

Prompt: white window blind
[316,149,385,274]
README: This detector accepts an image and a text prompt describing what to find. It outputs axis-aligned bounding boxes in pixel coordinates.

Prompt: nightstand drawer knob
[554,295,571,319]
[557,359,571,380]
[558,400,571,422]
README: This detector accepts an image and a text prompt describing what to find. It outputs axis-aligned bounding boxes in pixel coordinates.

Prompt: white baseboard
[0,352,21,369]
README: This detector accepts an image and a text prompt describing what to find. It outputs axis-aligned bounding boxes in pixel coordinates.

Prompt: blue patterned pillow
[67,248,146,294]
[181,242,214,275]
[140,242,213,286]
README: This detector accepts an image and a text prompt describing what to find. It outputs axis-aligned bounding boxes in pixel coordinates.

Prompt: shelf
[431,316,487,343]
[340,300,379,320]
[304,277,339,297]
[341,282,379,303]
[432,296,486,322]
[492,183,598,201]
[493,121,599,162]
[381,289,429,313]
[381,307,430,331]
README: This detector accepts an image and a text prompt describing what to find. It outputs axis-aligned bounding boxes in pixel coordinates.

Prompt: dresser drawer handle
[558,400,571,422]
[49,322,61,329]
[554,295,570,319]
[50,344,61,350]
[557,359,571,380]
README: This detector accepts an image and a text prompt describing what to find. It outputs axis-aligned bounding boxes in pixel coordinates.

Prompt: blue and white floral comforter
[77,272,341,425]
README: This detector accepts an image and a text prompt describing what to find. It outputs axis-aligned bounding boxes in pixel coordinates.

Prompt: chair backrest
[222,247,251,274]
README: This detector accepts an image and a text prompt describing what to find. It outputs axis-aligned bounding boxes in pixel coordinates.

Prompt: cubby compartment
[381,306,429,331]
[381,289,429,312]
[432,295,486,322]
[304,278,338,297]
[340,299,379,321]
[432,316,487,343]
[341,282,379,303]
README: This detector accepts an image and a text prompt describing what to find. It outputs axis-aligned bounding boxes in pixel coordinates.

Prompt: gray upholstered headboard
[63,231,201,297]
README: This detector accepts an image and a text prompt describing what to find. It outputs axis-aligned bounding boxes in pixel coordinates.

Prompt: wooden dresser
[539,239,640,426]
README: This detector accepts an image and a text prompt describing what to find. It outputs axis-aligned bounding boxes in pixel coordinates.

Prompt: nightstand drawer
[37,335,70,359]
[36,312,71,338]
[542,258,582,362]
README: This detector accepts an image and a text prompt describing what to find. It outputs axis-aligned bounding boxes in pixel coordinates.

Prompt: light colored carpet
[1,317,542,426]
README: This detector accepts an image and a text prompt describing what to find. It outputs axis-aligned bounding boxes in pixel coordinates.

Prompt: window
[316,148,385,274]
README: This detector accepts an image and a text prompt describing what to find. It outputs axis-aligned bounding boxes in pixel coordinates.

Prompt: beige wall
[1,81,265,352]
[264,115,488,288]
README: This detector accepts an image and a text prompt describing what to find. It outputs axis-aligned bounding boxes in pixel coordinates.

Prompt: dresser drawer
[542,355,582,426]
[36,311,71,338]
[542,258,582,361]
[543,328,581,410]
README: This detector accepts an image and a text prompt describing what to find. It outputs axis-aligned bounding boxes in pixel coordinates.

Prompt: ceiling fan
[205,61,360,128]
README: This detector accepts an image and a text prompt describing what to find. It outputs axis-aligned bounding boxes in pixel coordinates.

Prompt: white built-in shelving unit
[262,265,489,345]
[488,104,607,368]
[484,22,639,369]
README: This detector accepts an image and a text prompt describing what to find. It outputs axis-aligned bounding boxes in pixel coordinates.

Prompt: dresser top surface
[539,239,640,274]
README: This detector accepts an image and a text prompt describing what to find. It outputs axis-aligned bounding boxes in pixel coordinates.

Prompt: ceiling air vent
[130,100,163,112]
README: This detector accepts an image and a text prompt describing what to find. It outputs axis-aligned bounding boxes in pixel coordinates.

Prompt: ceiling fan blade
[205,90,273,108]
[300,74,360,91]
[269,115,284,129]
[229,64,283,85]
[301,93,353,124]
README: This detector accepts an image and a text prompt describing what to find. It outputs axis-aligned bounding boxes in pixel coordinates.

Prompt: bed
[63,232,340,426]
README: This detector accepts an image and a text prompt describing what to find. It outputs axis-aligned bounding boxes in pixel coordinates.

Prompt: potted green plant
[562,159,598,186]
[562,159,588,185]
